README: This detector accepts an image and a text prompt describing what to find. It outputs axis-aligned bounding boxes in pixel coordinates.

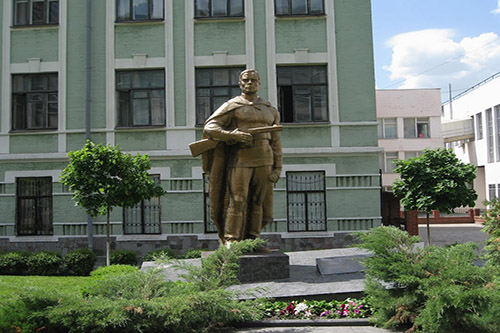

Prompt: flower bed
[257,298,372,320]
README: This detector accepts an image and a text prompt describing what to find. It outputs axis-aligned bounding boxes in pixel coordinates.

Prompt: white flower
[294,302,308,314]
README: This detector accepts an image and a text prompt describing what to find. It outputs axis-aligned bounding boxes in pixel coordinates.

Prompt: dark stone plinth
[316,254,370,276]
[238,251,290,283]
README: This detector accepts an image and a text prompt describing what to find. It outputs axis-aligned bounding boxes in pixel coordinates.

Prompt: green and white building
[0,0,381,255]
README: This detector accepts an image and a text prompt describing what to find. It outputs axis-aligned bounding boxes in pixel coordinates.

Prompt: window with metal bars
[16,177,53,236]
[12,73,58,131]
[116,0,164,22]
[195,0,244,18]
[277,66,328,123]
[116,70,165,127]
[286,171,327,232]
[195,67,244,125]
[13,0,59,26]
[123,175,162,234]
[275,0,324,16]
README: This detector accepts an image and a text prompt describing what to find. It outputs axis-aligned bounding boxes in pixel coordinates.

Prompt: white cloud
[492,0,500,14]
[383,29,500,99]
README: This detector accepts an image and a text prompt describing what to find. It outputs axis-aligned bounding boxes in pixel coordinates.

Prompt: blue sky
[371,0,500,101]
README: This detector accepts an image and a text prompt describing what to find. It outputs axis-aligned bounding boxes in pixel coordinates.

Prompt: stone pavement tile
[234,326,393,332]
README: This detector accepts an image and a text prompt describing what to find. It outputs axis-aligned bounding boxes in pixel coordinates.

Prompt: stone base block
[238,251,290,283]
[316,254,370,275]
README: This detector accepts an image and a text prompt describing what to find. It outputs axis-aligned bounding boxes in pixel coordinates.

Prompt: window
[277,66,328,123]
[12,73,58,131]
[116,70,165,127]
[486,108,494,163]
[405,151,421,160]
[475,112,483,140]
[495,105,500,161]
[123,175,161,234]
[275,0,324,16]
[403,118,429,138]
[195,0,244,18]
[195,67,243,125]
[14,0,59,26]
[489,184,497,200]
[16,177,53,236]
[384,152,398,173]
[116,0,163,22]
[378,118,397,139]
[286,171,327,232]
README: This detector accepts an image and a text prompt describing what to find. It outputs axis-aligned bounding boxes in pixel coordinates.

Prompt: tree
[393,148,477,245]
[61,141,165,265]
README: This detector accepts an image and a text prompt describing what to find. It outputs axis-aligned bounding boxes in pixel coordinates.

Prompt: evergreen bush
[0,251,30,275]
[26,251,63,276]
[181,249,202,259]
[63,248,97,276]
[356,226,500,332]
[110,250,138,266]
[482,198,500,265]
[90,264,139,277]
[143,248,176,261]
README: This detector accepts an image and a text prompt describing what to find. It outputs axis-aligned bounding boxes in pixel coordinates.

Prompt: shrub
[26,251,63,276]
[143,248,176,261]
[181,249,202,259]
[482,198,500,265]
[110,250,138,266]
[0,251,30,275]
[356,226,500,333]
[90,264,139,277]
[63,248,97,276]
[83,268,170,300]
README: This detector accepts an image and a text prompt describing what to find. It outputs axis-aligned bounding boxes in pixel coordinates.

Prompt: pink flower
[304,310,312,317]
[320,311,330,317]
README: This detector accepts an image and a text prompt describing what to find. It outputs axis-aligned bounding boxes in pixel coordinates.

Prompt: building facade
[442,72,500,209]
[0,0,381,255]
[376,89,444,190]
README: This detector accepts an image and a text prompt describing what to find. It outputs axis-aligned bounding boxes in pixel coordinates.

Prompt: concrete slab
[316,254,370,275]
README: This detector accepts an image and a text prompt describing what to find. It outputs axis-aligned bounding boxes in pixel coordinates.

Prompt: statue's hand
[268,169,281,183]
[229,129,253,144]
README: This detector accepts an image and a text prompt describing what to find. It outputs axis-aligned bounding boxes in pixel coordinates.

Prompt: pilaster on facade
[1,1,11,153]
[105,0,116,145]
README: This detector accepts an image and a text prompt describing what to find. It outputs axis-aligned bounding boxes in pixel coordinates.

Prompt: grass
[0,275,91,300]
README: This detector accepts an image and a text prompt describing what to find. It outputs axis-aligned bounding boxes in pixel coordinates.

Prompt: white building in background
[442,72,500,209]
[377,89,444,190]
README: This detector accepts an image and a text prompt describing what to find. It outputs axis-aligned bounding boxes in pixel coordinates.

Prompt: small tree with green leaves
[61,141,165,265]
[482,198,500,265]
[393,148,477,245]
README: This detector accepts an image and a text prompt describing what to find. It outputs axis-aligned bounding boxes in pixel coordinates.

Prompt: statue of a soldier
[190,69,282,249]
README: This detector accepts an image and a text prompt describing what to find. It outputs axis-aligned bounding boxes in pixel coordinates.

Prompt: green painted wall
[164,192,203,221]
[115,131,166,150]
[275,18,327,53]
[284,155,379,175]
[329,189,380,217]
[253,1,268,99]
[334,0,376,123]
[173,0,186,126]
[66,1,87,130]
[194,21,245,56]
[115,24,165,58]
[11,29,58,63]
[0,196,15,223]
[66,133,107,152]
[10,134,58,153]
[281,127,331,148]
[340,126,378,147]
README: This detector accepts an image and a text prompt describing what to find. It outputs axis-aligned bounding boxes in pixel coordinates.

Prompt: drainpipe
[86,0,93,249]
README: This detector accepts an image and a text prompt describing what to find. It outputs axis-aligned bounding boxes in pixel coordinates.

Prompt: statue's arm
[204,108,252,144]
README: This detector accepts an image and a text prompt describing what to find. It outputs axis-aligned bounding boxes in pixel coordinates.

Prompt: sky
[371,0,500,102]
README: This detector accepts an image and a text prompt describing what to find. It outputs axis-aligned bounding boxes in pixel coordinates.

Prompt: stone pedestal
[238,251,290,283]
[316,254,370,275]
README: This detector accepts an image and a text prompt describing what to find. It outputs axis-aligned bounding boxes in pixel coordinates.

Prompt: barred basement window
[116,70,165,127]
[123,175,162,234]
[12,73,58,131]
[277,66,328,123]
[14,0,59,26]
[195,0,244,18]
[195,67,244,125]
[16,177,53,236]
[203,174,218,233]
[116,0,164,22]
[286,171,327,232]
[275,0,325,16]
